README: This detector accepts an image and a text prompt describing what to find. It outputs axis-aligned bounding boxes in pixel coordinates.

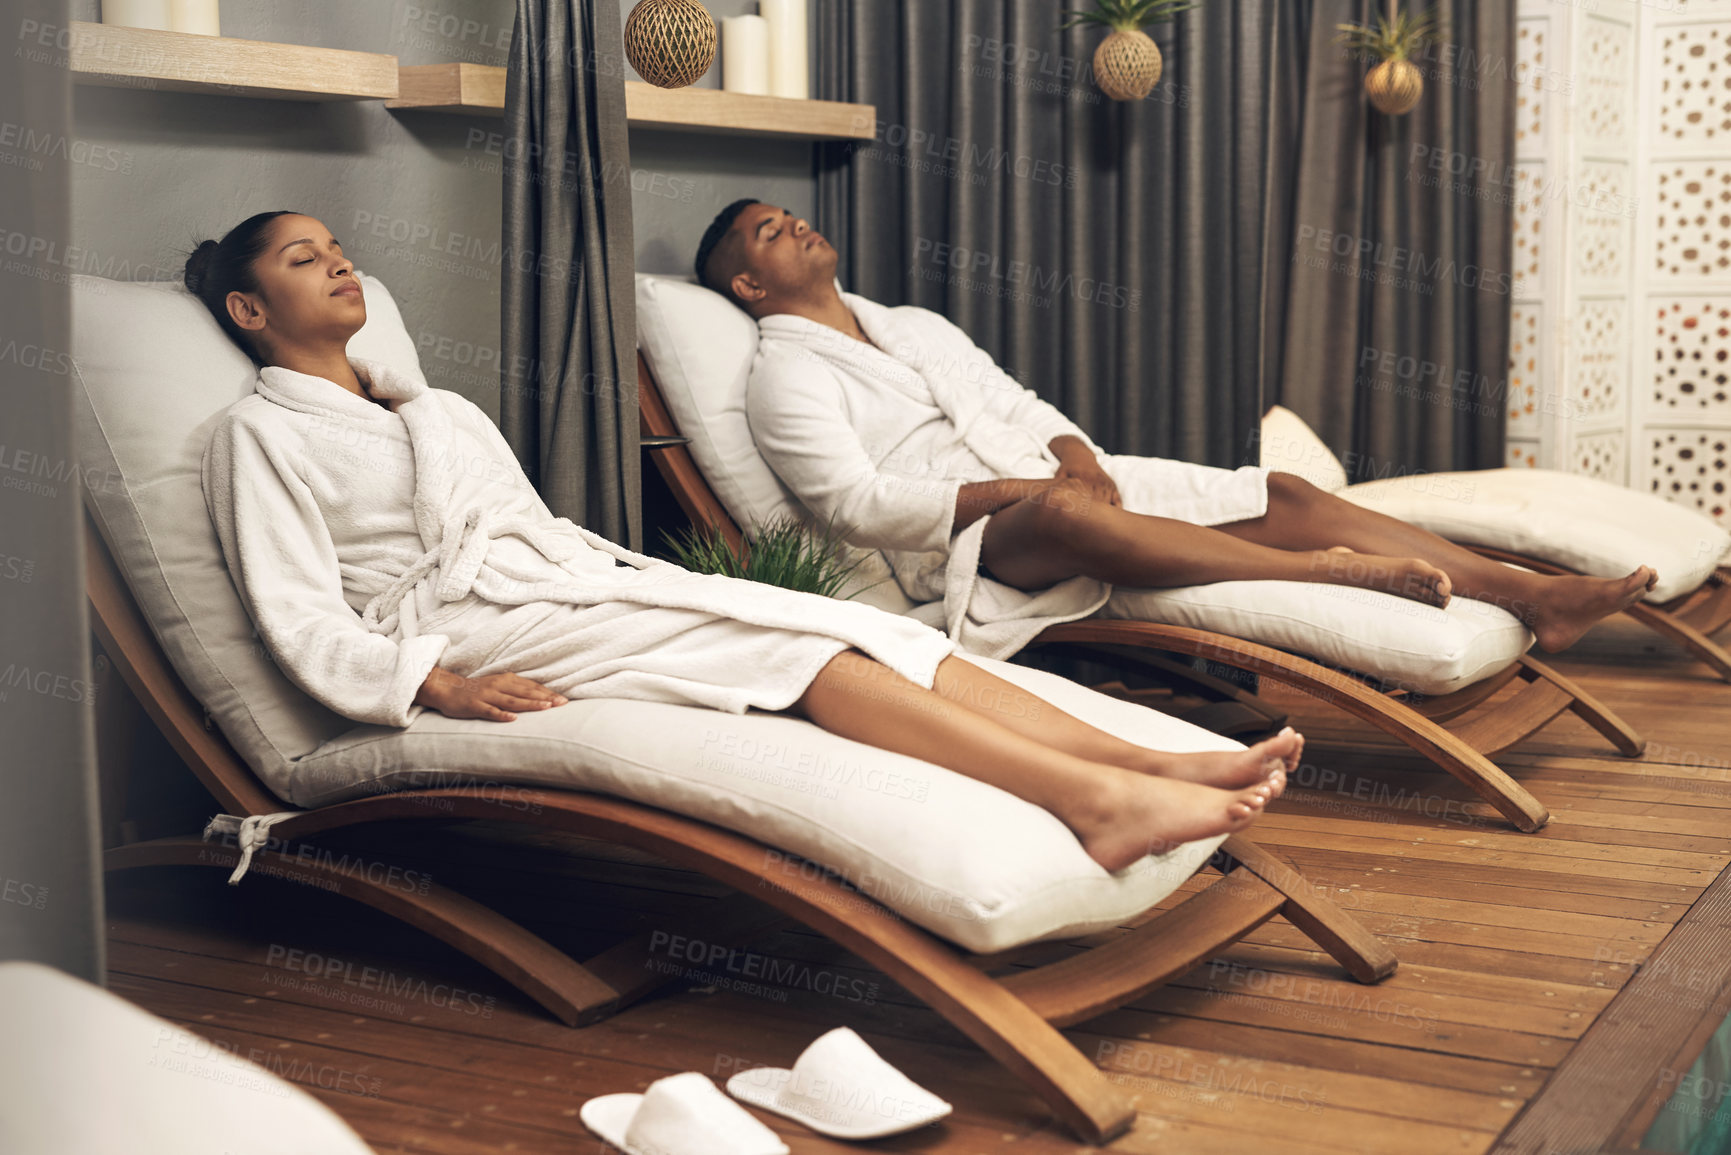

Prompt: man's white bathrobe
[202,355,955,729]
[748,293,1270,659]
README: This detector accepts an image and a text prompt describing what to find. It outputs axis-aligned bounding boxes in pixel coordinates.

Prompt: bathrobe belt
[360,506,585,636]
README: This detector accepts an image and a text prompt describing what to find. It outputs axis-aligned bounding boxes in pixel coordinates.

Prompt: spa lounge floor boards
[103,614,1731,1153]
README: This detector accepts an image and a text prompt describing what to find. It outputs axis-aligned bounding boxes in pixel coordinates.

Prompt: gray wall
[68,0,816,419]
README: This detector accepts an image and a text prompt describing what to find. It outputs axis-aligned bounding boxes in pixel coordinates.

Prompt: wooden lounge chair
[78,269,1396,1146]
[632,283,1647,838]
[88,508,1394,1144]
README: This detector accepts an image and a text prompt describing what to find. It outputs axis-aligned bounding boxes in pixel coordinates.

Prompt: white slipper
[725,1027,953,1139]
[581,1071,790,1155]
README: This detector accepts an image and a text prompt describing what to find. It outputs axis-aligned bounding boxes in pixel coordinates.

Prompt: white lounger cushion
[0,961,377,1154]
[1101,583,1531,695]
[637,275,1533,696]
[296,652,1230,953]
[71,272,1225,954]
[1259,406,1731,605]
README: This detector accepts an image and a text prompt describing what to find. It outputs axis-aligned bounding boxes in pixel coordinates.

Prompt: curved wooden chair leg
[134,802,1144,1143]
[311,792,1140,1144]
[1215,836,1398,983]
[1036,621,1551,832]
[1518,657,1646,757]
[1673,567,1731,636]
[105,836,626,1027]
[1624,602,1731,683]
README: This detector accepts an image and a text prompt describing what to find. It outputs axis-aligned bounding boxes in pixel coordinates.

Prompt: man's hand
[1049,436,1120,508]
[414,667,568,722]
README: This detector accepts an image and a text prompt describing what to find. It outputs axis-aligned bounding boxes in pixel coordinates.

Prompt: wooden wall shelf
[67,21,398,101]
[63,25,873,142]
[391,65,876,142]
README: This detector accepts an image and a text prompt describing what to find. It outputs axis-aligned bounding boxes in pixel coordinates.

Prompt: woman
[191,210,1296,874]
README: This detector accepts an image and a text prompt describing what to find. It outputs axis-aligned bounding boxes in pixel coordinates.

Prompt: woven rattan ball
[624,0,717,90]
[1093,30,1163,102]
[1365,59,1424,115]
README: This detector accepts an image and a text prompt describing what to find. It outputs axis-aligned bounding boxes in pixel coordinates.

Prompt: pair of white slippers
[580,1027,953,1154]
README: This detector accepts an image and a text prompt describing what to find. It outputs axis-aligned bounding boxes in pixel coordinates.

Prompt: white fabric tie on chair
[202,812,303,885]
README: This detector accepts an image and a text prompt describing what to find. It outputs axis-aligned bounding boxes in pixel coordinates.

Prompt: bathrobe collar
[757,294,927,393]
[759,293,1041,474]
[256,356,428,420]
[256,357,458,548]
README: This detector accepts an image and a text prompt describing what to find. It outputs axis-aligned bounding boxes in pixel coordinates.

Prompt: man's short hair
[695,197,762,303]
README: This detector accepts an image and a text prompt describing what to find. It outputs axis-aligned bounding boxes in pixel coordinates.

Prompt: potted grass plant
[662,515,879,599]
[1336,3,1441,116]
[1060,0,1200,102]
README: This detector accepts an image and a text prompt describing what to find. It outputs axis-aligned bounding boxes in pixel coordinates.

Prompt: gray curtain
[503,0,642,547]
[818,1,1307,468]
[0,0,104,980]
[1276,0,1516,476]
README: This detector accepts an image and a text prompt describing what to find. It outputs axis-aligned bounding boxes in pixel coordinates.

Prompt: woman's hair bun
[183,239,221,295]
[182,211,299,368]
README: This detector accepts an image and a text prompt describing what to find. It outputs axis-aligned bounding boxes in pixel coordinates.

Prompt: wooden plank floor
[104,615,1731,1153]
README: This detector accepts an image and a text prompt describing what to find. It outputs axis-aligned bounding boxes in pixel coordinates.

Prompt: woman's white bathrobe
[202,355,955,729]
[747,293,1270,659]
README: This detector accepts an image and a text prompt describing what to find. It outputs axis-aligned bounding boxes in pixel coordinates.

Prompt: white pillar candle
[169,0,220,36]
[759,0,808,100]
[722,14,771,96]
[100,0,173,31]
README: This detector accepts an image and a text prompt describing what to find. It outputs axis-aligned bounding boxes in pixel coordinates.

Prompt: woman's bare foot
[1530,567,1657,652]
[1074,770,1281,873]
[1308,548,1452,608]
[1144,727,1304,790]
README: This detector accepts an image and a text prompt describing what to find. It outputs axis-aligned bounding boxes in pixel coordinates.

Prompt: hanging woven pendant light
[624,0,718,90]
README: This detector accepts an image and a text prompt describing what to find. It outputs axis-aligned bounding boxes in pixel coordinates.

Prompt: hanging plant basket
[1364,58,1425,115]
[1094,30,1163,101]
[624,0,718,90]
[1061,0,1199,103]
[1336,5,1441,117]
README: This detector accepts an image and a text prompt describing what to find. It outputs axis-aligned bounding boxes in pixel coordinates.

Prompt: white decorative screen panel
[1574,162,1633,285]
[1653,297,1731,416]
[1649,427,1731,522]
[1514,164,1546,297]
[1652,162,1731,279]
[1508,440,1541,469]
[1516,18,1551,154]
[1574,430,1627,481]
[1655,22,1731,144]
[1509,303,1544,436]
[1581,18,1635,151]
[1572,299,1627,420]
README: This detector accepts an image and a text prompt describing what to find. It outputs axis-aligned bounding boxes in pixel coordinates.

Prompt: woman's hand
[414,667,568,722]
[1049,436,1120,508]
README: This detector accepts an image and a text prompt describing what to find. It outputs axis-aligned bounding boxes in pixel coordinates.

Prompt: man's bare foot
[1075,771,1279,873]
[1309,549,1453,608]
[1145,727,1304,790]
[1530,567,1657,652]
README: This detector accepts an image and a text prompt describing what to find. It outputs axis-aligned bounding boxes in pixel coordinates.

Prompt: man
[696,198,1653,658]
